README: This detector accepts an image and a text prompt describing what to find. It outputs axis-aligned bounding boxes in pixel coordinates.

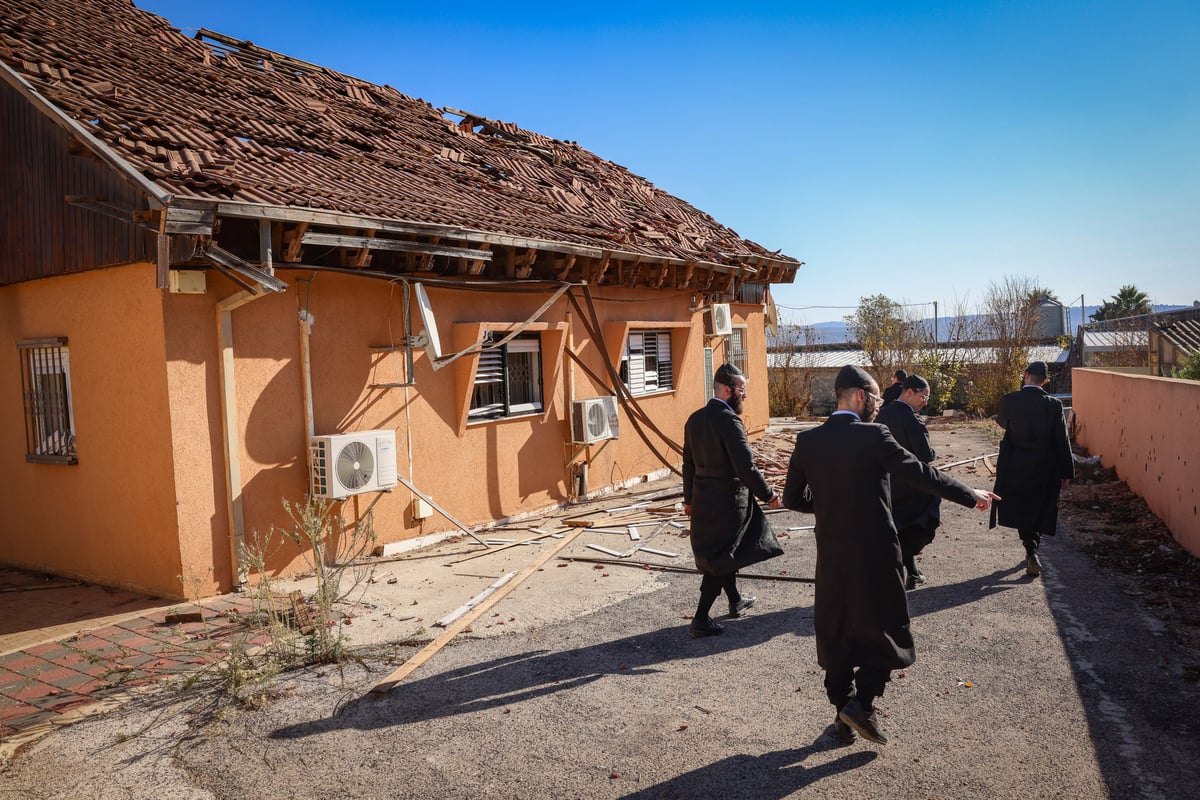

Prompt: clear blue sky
[137,0,1199,326]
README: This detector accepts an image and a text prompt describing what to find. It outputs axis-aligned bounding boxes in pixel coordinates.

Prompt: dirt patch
[1059,453,1200,681]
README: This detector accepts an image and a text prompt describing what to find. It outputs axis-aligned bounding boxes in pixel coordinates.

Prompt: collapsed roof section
[0,0,801,294]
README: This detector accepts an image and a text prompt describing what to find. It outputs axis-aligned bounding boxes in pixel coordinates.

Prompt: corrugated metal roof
[0,0,800,277]
[1154,318,1200,356]
[1082,331,1147,351]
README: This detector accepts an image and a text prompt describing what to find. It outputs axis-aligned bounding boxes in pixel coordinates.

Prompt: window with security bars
[468,333,544,421]
[18,338,77,464]
[620,330,674,396]
[729,327,747,377]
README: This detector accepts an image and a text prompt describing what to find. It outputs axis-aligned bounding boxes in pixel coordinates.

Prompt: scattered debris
[289,590,316,635]
[585,544,625,558]
[639,548,679,558]
[435,572,517,628]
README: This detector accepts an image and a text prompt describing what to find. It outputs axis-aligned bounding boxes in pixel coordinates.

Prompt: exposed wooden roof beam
[203,243,288,293]
[300,231,493,261]
[214,201,759,277]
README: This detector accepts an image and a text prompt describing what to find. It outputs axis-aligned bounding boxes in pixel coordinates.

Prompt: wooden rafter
[349,228,376,268]
[301,231,492,261]
[593,252,612,284]
[515,248,536,279]
[283,221,309,262]
[555,253,577,281]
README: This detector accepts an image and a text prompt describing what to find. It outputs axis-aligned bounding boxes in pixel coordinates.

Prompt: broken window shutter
[626,332,646,394]
[474,348,504,385]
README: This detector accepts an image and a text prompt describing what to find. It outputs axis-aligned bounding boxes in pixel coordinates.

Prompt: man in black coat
[783,365,998,746]
[682,363,782,638]
[875,374,939,589]
[990,361,1074,577]
[880,369,907,407]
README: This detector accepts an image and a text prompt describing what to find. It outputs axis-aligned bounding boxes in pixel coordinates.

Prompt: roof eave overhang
[203,199,799,281]
[0,59,173,210]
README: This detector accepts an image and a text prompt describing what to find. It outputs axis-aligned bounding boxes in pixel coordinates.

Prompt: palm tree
[1028,287,1061,305]
[1090,285,1152,322]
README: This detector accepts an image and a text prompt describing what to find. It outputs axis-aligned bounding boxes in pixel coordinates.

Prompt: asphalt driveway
[2,422,1197,799]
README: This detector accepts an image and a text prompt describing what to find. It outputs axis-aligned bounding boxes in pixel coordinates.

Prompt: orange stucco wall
[186,273,772,594]
[0,264,184,596]
[3,264,773,597]
[1072,368,1200,556]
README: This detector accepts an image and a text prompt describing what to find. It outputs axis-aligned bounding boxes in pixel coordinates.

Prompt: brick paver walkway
[1,595,271,753]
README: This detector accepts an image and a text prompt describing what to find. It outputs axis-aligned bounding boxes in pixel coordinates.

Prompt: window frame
[728,326,748,378]
[18,337,78,465]
[467,332,545,422]
[620,328,675,397]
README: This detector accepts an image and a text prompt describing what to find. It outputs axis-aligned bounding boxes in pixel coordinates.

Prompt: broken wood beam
[369,529,583,694]
[558,556,815,583]
[435,571,516,628]
[448,530,561,564]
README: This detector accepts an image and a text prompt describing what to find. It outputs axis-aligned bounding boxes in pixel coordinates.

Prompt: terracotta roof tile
[1,0,798,275]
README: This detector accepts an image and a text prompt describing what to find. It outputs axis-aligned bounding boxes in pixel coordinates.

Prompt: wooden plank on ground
[560,556,815,583]
[289,589,316,635]
[369,529,583,694]
[448,530,560,564]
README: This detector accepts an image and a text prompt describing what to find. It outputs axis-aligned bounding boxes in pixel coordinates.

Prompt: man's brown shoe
[1026,553,1043,577]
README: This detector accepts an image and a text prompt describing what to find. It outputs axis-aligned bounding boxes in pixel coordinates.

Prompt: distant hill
[771,304,1193,347]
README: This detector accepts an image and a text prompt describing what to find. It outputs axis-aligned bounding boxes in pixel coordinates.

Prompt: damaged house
[0,0,801,597]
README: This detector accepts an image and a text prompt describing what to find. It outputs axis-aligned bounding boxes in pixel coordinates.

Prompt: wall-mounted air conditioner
[311,429,398,499]
[708,303,733,336]
[571,397,620,445]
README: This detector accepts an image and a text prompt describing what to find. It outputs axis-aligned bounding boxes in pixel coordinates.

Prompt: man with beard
[875,374,939,589]
[782,365,998,745]
[989,361,1074,577]
[682,363,783,638]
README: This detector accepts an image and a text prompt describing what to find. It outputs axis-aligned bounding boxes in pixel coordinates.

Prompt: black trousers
[699,572,739,599]
[1019,528,1040,555]
[824,665,891,712]
[695,572,740,619]
[898,522,937,570]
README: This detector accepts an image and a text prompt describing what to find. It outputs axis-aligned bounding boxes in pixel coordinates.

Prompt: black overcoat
[875,400,941,532]
[782,414,978,672]
[682,399,780,576]
[990,386,1074,535]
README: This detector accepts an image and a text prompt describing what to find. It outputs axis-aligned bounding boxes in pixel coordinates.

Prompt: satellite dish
[412,282,444,361]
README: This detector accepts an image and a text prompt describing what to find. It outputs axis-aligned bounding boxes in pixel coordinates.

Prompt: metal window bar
[652,331,674,390]
[18,338,77,464]
[509,336,544,413]
[729,328,747,376]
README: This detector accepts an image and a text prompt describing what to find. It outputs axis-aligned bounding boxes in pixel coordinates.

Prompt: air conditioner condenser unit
[571,397,620,444]
[311,429,399,499]
[708,303,733,336]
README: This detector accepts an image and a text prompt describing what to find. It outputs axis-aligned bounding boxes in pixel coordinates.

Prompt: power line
[777,302,936,311]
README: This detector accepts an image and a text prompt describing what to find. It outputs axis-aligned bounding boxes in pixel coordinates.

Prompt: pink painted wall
[1072,368,1200,556]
